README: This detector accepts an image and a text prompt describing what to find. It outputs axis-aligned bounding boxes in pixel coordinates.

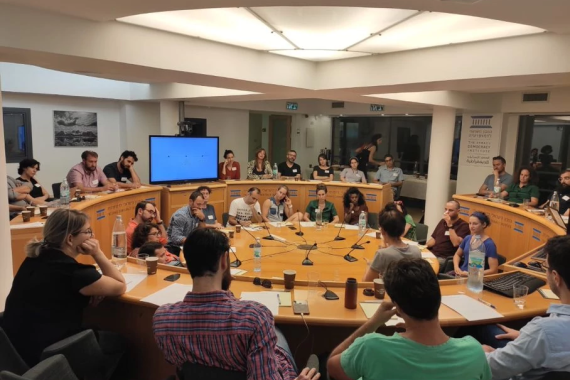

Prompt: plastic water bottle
[550,191,560,211]
[273,163,278,179]
[253,238,262,272]
[413,161,419,177]
[60,178,70,207]
[493,178,501,198]
[315,209,323,230]
[358,211,367,236]
[111,215,127,270]
[467,235,486,294]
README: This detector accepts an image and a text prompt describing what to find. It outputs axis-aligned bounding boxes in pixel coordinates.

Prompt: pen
[477,298,496,309]
[277,294,281,305]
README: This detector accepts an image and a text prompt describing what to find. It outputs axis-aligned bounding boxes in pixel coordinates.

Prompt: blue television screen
[149,136,219,184]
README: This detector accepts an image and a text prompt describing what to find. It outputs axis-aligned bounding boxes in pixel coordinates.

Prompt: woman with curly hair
[342,187,368,225]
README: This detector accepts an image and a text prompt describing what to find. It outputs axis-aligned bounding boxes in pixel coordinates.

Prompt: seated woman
[452,212,499,277]
[219,149,241,180]
[261,185,303,223]
[343,187,368,225]
[2,209,126,367]
[363,206,421,280]
[304,184,340,224]
[247,148,273,180]
[15,158,50,205]
[385,201,417,241]
[500,166,540,207]
[312,154,334,181]
[130,222,180,265]
[340,157,367,184]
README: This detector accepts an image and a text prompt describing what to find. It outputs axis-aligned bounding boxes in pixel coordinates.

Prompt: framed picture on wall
[53,110,98,147]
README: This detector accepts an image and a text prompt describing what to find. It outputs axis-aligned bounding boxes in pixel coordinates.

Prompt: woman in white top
[261,185,303,223]
[341,157,367,184]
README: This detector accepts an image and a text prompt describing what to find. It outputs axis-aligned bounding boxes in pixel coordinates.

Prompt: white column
[0,76,14,310]
[159,101,179,135]
[425,107,456,235]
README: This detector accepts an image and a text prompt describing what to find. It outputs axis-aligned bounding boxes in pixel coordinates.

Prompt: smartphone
[164,274,180,282]
[293,301,310,315]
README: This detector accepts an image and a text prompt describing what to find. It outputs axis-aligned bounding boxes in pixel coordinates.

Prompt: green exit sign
[286,102,299,110]
[370,104,384,112]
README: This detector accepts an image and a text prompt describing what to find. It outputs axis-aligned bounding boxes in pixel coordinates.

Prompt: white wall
[3,93,123,187]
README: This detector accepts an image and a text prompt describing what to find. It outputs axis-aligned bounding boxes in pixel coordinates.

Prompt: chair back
[222,213,229,227]
[177,362,246,380]
[416,223,429,245]
[51,183,61,199]
[1,355,78,380]
[541,372,570,380]
[367,213,379,230]
[0,328,29,376]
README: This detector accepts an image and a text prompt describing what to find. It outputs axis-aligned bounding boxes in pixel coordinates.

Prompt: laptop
[546,206,568,232]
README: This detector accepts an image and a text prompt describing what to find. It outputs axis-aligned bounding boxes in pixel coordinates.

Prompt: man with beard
[67,150,116,193]
[103,150,141,189]
[126,200,166,253]
[153,229,320,380]
[481,236,570,379]
[278,150,302,180]
[555,169,570,217]
[166,191,206,246]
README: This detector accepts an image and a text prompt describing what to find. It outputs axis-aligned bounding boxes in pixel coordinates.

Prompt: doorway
[269,115,292,164]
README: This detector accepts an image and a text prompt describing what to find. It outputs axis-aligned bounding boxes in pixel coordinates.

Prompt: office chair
[415,223,429,245]
[0,355,78,380]
[222,213,229,227]
[51,183,61,199]
[367,213,379,230]
[439,253,507,276]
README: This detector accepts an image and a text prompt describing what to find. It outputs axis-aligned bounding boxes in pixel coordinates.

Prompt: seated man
[66,150,116,193]
[103,150,142,189]
[197,185,223,229]
[227,187,262,227]
[426,200,470,267]
[166,191,206,246]
[478,156,513,195]
[278,150,302,180]
[555,169,570,216]
[153,229,319,380]
[8,175,30,219]
[373,154,404,197]
[126,201,166,252]
[482,235,570,379]
[328,258,491,380]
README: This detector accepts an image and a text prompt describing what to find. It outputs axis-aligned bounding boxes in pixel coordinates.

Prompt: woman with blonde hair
[2,208,126,367]
[247,148,273,180]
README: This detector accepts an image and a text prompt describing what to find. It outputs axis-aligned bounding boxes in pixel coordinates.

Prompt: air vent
[332,102,345,109]
[522,93,549,102]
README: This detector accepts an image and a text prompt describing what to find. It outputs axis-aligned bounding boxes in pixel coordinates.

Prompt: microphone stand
[334,213,348,241]
[295,210,304,237]
[230,247,242,268]
[240,224,260,248]
[295,210,315,250]
[258,212,275,240]
[302,243,317,266]
[351,228,369,249]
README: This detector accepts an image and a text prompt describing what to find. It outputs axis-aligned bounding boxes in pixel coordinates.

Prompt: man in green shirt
[327,258,491,380]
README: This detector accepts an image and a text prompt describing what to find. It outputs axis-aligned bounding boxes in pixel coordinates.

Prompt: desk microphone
[351,229,369,250]
[240,224,260,248]
[302,242,317,266]
[344,242,370,263]
[295,210,304,237]
[230,247,242,268]
[334,214,348,241]
[258,212,275,241]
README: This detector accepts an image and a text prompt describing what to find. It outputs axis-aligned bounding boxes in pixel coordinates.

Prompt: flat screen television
[149,136,219,184]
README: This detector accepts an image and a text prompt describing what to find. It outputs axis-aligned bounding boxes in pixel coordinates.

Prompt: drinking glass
[513,285,529,309]
[455,273,466,294]
[307,272,320,300]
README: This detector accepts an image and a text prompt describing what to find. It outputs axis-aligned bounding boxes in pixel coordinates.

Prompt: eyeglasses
[144,208,157,215]
[75,229,93,238]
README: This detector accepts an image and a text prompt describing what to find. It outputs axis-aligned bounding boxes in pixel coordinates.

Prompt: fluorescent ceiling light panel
[270,50,370,62]
[251,7,418,50]
[119,9,293,51]
[352,12,544,54]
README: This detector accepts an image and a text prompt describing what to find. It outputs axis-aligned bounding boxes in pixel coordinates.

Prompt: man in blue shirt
[374,154,404,197]
[483,235,570,380]
[166,191,206,245]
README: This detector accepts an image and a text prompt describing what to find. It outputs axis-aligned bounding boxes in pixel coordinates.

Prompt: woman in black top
[355,134,384,173]
[2,209,126,366]
[312,153,334,181]
[15,158,50,205]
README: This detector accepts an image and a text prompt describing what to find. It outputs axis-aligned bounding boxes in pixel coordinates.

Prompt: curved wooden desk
[453,195,565,262]
[9,187,162,274]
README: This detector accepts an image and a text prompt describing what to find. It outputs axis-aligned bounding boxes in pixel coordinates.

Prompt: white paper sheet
[333,224,358,230]
[240,292,280,315]
[243,226,264,231]
[230,268,247,276]
[421,251,436,259]
[10,222,44,229]
[359,302,405,326]
[300,222,316,227]
[268,222,293,227]
[123,273,147,293]
[366,231,380,238]
[268,234,288,242]
[441,295,503,321]
[140,283,193,306]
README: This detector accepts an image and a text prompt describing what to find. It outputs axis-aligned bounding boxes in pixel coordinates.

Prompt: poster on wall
[53,111,98,147]
[461,115,497,167]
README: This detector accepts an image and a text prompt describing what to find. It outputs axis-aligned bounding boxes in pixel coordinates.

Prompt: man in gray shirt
[363,206,421,280]
[483,235,570,380]
[374,154,404,197]
[479,156,513,195]
[166,191,206,245]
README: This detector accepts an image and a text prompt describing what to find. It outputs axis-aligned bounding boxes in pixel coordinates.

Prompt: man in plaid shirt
[153,229,320,380]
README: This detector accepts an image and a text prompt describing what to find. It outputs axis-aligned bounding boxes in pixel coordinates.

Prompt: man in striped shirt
[153,229,320,380]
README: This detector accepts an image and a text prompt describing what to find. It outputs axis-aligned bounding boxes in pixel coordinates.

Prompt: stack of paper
[300,222,316,227]
[140,283,193,306]
[441,295,503,321]
[243,226,264,231]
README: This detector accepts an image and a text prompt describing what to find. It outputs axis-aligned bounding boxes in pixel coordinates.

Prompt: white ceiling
[119,7,544,61]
